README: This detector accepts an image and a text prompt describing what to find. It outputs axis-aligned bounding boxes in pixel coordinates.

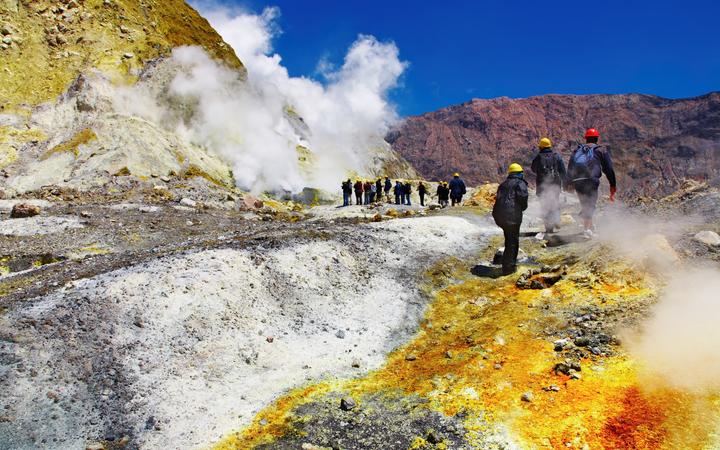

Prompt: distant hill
[387,93,720,197]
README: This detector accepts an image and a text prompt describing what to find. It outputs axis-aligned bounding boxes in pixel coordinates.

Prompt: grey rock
[335,330,345,339]
[340,397,356,411]
[694,230,720,246]
[574,337,590,347]
[179,198,197,208]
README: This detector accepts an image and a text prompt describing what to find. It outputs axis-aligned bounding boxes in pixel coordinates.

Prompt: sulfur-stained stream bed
[214,224,720,449]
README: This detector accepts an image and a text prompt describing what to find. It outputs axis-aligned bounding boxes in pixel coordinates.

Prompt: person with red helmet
[566,128,617,238]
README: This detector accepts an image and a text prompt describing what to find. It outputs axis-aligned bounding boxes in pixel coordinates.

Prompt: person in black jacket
[449,173,467,206]
[394,181,402,205]
[384,177,392,202]
[418,182,427,206]
[437,182,449,207]
[530,137,566,234]
[566,128,617,238]
[492,163,529,275]
[341,179,352,206]
[404,182,412,205]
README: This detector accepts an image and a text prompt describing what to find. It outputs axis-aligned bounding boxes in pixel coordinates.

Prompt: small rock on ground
[340,397,356,411]
[694,230,720,246]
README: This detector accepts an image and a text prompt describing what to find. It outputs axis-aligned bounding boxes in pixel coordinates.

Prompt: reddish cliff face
[387,93,720,197]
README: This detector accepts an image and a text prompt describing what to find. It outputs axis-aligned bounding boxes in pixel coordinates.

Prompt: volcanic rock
[10,203,41,218]
[340,397,356,411]
[694,230,720,246]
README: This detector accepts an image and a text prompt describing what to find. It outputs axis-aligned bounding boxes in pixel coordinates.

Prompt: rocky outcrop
[389,93,720,197]
[0,0,244,111]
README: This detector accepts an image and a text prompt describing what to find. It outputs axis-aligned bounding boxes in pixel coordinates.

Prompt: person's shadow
[470,264,504,279]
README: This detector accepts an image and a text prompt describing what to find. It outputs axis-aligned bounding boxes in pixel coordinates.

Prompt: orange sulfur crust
[215,255,720,449]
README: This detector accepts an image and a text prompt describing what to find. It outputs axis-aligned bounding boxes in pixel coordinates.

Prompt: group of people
[493,128,617,275]
[341,173,468,208]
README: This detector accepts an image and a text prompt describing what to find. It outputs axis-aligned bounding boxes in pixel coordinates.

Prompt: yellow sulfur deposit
[215,244,720,449]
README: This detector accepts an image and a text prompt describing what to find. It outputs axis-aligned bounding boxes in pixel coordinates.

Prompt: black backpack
[538,152,560,185]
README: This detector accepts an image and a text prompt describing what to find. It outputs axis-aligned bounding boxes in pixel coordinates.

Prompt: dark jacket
[404,183,412,194]
[375,180,382,194]
[342,181,352,194]
[567,144,616,188]
[384,179,392,192]
[531,149,566,193]
[418,183,426,195]
[393,182,401,195]
[449,177,467,197]
[354,181,363,193]
[492,173,529,227]
[437,185,449,201]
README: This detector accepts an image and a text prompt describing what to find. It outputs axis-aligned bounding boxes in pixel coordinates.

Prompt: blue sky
[224,0,720,116]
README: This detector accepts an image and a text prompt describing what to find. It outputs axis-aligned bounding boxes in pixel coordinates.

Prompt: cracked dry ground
[217,232,720,450]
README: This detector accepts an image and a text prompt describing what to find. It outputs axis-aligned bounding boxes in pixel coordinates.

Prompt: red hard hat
[585,128,600,138]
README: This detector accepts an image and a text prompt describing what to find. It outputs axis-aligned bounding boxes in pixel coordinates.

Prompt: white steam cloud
[161,5,406,193]
[590,205,720,392]
[627,269,720,392]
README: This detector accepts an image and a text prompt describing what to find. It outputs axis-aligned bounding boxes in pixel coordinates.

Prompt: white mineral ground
[1,212,498,449]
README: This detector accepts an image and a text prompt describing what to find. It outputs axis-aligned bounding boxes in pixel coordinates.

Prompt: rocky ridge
[388,92,720,197]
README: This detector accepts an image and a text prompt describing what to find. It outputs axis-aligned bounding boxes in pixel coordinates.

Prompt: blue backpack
[571,144,600,180]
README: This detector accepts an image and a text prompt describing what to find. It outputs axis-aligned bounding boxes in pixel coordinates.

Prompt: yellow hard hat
[453,172,460,177]
[539,137,552,149]
[508,163,523,173]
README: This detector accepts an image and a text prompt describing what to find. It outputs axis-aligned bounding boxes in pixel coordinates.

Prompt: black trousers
[420,193,425,206]
[501,223,521,274]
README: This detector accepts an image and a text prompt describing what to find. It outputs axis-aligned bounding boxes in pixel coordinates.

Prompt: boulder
[10,203,41,218]
[694,230,720,247]
[243,195,264,210]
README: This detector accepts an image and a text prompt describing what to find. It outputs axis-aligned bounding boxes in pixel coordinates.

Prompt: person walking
[566,128,617,238]
[418,182,427,206]
[492,163,529,275]
[437,182,449,207]
[384,177,392,202]
[404,181,412,205]
[449,173,467,206]
[341,179,352,206]
[354,179,363,206]
[530,137,566,236]
[394,181,402,205]
[363,180,372,205]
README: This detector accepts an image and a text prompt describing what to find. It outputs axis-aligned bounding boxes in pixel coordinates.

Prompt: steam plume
[627,269,720,392]
[167,4,407,193]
